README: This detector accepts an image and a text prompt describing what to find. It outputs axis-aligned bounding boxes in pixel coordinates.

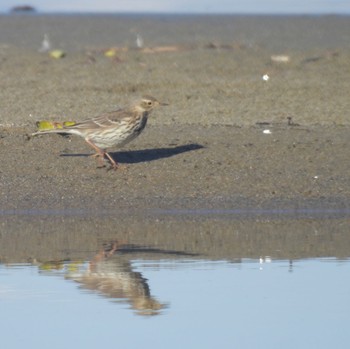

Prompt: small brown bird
[32,96,167,169]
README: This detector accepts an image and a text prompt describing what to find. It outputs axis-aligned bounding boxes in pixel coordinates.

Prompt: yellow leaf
[49,50,66,59]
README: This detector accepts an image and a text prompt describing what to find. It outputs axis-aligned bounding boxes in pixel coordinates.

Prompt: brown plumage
[32,96,167,169]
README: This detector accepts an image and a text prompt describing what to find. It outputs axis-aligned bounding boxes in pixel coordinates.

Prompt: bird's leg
[85,138,107,167]
[85,138,118,169]
[104,151,119,170]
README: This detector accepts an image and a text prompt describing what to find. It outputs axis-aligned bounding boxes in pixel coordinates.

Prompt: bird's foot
[104,152,124,171]
[90,152,107,168]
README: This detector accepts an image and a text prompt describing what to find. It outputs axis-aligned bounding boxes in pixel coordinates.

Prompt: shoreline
[2,124,350,211]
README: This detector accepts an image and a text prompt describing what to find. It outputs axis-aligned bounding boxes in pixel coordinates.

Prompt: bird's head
[136,95,168,112]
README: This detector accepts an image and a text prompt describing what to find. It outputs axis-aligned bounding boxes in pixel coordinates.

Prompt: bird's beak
[159,101,169,106]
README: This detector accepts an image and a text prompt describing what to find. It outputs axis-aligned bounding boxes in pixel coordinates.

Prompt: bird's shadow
[60,143,204,164]
[107,243,200,257]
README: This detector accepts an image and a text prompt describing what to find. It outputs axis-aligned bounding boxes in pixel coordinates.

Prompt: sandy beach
[1,14,350,262]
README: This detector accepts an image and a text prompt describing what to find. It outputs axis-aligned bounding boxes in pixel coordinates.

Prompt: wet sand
[1,15,350,262]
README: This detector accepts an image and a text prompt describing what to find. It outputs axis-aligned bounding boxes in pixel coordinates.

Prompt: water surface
[1,257,349,349]
[1,210,349,348]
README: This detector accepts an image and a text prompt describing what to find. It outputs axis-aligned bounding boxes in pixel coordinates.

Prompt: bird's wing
[66,109,136,130]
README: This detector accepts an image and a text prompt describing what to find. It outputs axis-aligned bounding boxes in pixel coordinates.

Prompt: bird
[32,95,167,170]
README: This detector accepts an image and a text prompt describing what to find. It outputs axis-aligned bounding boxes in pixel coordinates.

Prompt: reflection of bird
[64,242,166,316]
[32,96,167,169]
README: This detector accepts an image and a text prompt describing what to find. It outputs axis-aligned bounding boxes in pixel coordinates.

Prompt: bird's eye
[147,101,152,106]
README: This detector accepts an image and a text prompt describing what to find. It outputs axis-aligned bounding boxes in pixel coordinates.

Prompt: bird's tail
[31,120,76,136]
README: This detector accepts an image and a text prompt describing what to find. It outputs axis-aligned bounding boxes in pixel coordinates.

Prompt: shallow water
[1,208,350,348]
[1,14,350,52]
[1,257,349,349]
